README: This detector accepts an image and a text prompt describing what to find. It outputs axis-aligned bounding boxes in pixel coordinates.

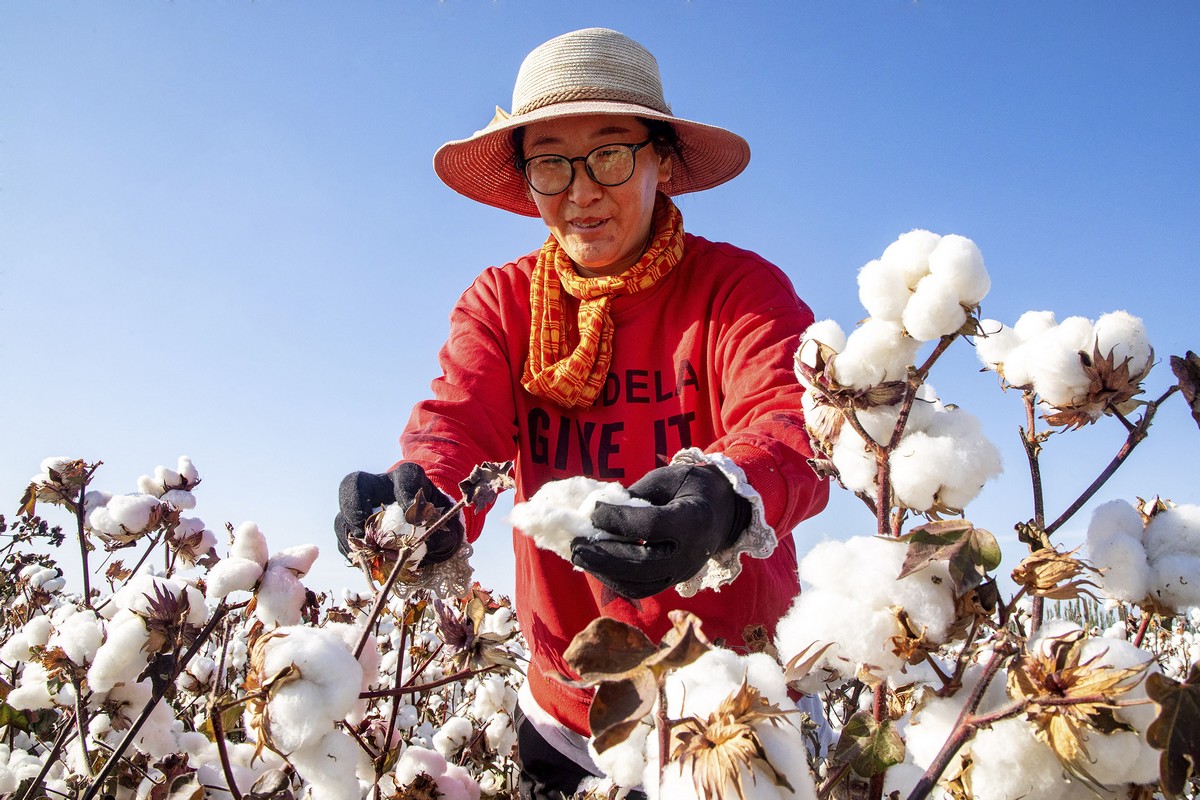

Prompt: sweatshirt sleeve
[706,252,830,537]
[399,265,526,540]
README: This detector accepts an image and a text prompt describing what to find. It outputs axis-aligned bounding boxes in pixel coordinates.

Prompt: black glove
[572,463,751,599]
[334,462,464,564]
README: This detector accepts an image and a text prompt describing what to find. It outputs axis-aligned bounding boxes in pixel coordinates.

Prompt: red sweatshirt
[401,232,828,735]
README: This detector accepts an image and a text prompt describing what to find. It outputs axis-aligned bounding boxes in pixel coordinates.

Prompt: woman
[336,27,829,799]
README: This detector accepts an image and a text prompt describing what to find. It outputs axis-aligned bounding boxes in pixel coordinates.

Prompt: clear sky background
[3,2,1198,603]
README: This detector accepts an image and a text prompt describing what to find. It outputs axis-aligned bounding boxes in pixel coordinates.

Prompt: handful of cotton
[510,476,650,562]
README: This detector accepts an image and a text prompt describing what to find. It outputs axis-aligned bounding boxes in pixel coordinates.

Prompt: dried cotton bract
[642,649,817,800]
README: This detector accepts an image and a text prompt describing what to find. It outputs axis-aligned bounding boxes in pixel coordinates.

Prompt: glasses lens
[586,145,635,186]
[525,155,572,195]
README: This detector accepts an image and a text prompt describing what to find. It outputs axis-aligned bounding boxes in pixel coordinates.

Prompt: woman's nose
[566,161,603,205]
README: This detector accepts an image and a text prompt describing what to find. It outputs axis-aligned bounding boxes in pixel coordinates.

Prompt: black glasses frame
[520,139,655,196]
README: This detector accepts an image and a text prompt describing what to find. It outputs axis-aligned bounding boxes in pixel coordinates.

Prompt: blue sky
[3,2,1197,601]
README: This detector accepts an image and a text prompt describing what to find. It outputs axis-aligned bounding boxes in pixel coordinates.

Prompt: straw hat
[433,27,751,217]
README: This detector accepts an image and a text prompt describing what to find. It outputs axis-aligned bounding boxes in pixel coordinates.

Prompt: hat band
[514,85,671,117]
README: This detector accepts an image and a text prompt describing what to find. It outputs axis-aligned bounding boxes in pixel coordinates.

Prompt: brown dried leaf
[458,460,515,511]
[589,670,658,753]
[1146,662,1200,798]
[563,617,657,680]
[1171,351,1200,430]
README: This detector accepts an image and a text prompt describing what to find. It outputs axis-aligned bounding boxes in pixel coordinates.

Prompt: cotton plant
[2,456,526,800]
[795,231,1001,535]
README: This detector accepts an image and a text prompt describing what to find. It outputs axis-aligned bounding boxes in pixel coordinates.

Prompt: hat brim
[433,100,751,217]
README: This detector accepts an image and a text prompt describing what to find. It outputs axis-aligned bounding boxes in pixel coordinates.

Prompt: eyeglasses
[520,139,655,196]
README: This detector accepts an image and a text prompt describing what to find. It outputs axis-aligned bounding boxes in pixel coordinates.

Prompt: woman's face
[522,114,672,278]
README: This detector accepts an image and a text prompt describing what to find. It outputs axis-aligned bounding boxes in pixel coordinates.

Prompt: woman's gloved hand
[572,463,751,599]
[334,462,464,564]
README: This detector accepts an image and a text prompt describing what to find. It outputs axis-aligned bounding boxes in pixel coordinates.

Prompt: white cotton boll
[0,631,33,664]
[394,745,448,785]
[1012,310,1058,341]
[260,628,363,753]
[7,663,54,710]
[437,763,483,800]
[778,536,956,686]
[974,320,1021,371]
[1086,500,1145,553]
[903,272,968,342]
[1068,637,1159,785]
[153,465,182,491]
[289,730,367,800]
[1150,554,1200,609]
[484,711,516,756]
[479,606,517,639]
[881,229,942,289]
[48,609,104,665]
[927,234,990,306]
[137,474,165,497]
[888,431,949,511]
[831,319,919,389]
[395,704,420,729]
[829,429,877,496]
[230,522,270,567]
[510,476,649,561]
[25,615,53,648]
[88,493,161,537]
[1144,504,1200,562]
[800,319,847,354]
[968,717,1097,800]
[1092,311,1152,377]
[1029,316,1096,408]
[176,456,199,486]
[668,649,749,718]
[433,716,475,759]
[1090,534,1152,603]
[267,544,319,577]
[471,676,508,720]
[205,557,264,600]
[160,490,195,510]
[756,720,818,799]
[857,258,911,321]
[88,612,152,692]
[255,565,307,626]
[923,407,1003,510]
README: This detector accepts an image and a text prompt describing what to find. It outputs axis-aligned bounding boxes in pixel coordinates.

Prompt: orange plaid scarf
[522,194,685,409]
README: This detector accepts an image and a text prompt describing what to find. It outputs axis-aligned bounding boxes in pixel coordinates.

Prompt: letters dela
[527,360,701,478]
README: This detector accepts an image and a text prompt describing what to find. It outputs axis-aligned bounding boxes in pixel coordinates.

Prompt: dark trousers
[515,705,648,800]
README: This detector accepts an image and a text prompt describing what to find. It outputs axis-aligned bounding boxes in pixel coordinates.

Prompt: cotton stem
[868,683,888,800]
[75,481,92,608]
[1044,386,1179,539]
